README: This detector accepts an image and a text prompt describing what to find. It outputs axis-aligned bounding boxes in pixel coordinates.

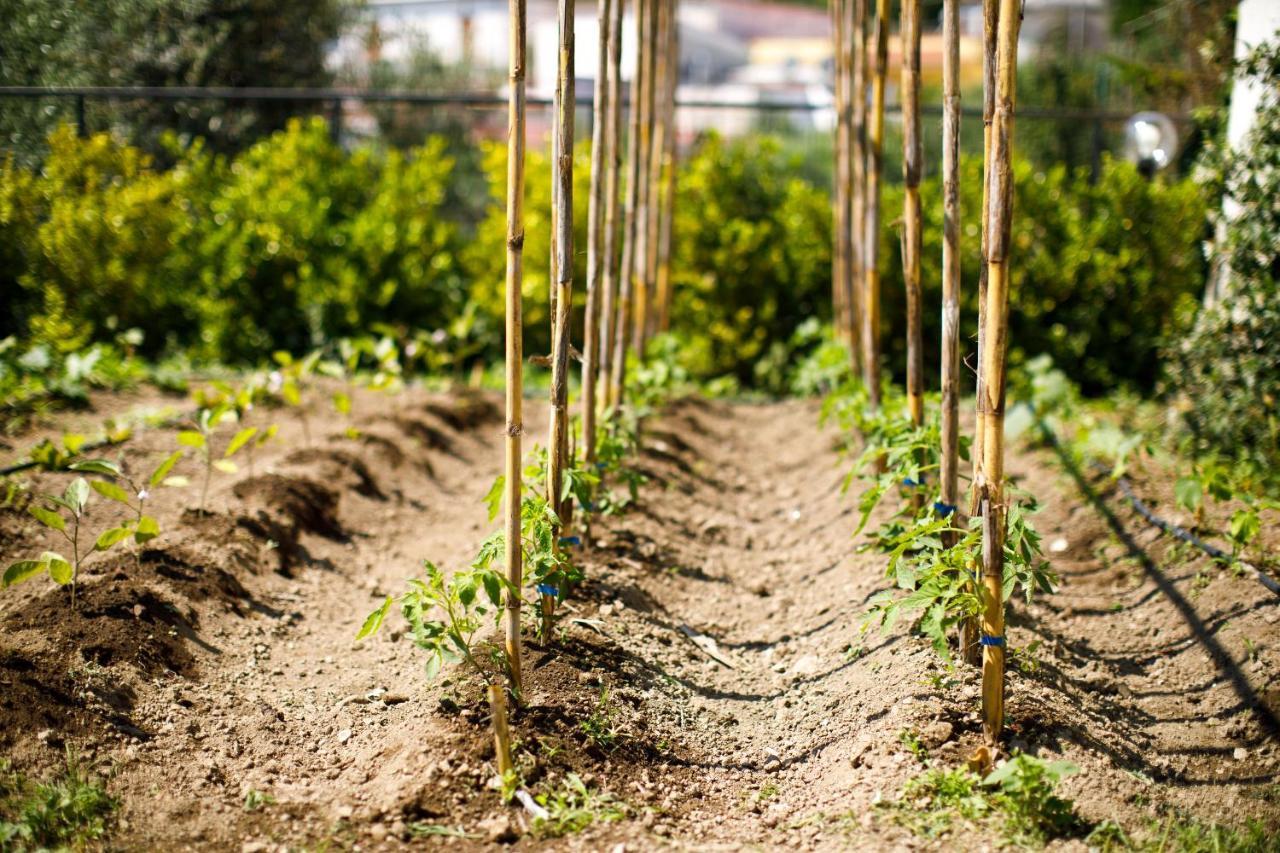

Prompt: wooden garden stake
[654,0,679,334]
[611,0,647,407]
[962,0,1000,668]
[831,0,850,345]
[851,0,867,377]
[598,0,625,413]
[901,0,923,435]
[632,0,659,357]
[861,0,887,409]
[978,0,1021,745]
[940,0,962,547]
[502,0,528,696]
[488,683,514,778]
[582,0,614,471]
[641,0,669,347]
[545,0,576,639]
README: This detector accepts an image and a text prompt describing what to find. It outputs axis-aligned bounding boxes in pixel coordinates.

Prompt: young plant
[83,451,183,564]
[178,404,256,514]
[2,470,140,608]
[359,559,518,783]
[270,350,321,445]
[530,773,627,839]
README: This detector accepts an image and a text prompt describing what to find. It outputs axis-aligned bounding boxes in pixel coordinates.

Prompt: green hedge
[1,121,1208,394]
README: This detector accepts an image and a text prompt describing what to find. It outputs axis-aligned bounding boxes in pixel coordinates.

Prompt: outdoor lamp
[1124,111,1178,177]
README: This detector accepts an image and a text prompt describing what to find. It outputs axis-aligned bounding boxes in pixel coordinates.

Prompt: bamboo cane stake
[940,0,962,546]
[979,0,1021,745]
[610,0,647,408]
[583,0,613,472]
[654,0,679,334]
[597,0,625,408]
[861,0,887,410]
[545,0,576,638]
[641,0,670,346]
[962,0,1000,668]
[841,0,861,369]
[851,0,867,378]
[502,0,527,696]
[831,0,849,343]
[901,0,923,433]
[488,683,515,777]
[632,0,658,357]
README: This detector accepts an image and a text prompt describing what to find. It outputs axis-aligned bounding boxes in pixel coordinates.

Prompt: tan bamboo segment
[598,0,625,412]
[851,0,866,378]
[582,0,614,470]
[654,0,679,334]
[831,0,850,343]
[978,0,1021,745]
[488,683,515,776]
[632,0,658,357]
[545,0,576,636]
[940,0,962,545]
[610,0,647,407]
[502,0,528,696]
[861,0,887,409]
[962,0,1000,668]
[901,0,923,432]
[642,0,671,346]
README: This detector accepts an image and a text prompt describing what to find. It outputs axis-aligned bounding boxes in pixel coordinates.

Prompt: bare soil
[1,387,1277,851]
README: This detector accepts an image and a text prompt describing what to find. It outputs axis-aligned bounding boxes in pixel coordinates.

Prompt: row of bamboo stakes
[496,0,681,741]
[830,0,1021,744]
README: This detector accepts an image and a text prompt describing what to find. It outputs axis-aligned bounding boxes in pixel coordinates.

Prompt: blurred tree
[0,0,358,162]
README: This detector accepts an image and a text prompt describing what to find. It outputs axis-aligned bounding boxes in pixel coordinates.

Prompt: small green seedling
[87,450,183,564]
[271,350,321,445]
[179,404,255,514]
[3,470,136,608]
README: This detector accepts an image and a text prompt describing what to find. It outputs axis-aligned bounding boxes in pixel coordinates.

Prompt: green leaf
[177,431,206,449]
[95,526,134,551]
[3,560,43,587]
[1229,509,1260,548]
[149,450,184,486]
[69,459,121,476]
[422,652,443,682]
[62,433,87,454]
[1173,477,1202,513]
[333,391,351,416]
[357,596,394,640]
[213,459,238,474]
[91,480,132,504]
[28,505,66,532]
[65,478,90,514]
[45,552,73,585]
[134,516,160,544]
[225,427,259,458]
[163,475,191,488]
[484,475,505,523]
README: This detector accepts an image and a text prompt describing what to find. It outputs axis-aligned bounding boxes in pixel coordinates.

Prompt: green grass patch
[0,752,118,850]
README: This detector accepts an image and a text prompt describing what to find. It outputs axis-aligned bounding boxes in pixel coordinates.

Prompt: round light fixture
[1124,111,1178,176]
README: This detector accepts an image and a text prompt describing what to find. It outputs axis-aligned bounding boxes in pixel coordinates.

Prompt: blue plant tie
[934,501,957,517]
[979,634,1006,648]
[558,535,581,547]
[537,583,559,598]
[578,500,596,512]
[902,477,923,488]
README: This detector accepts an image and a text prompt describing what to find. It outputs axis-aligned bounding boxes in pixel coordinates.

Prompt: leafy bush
[1164,38,1280,468]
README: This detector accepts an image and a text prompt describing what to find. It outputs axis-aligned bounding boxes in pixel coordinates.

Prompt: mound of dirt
[231,474,344,571]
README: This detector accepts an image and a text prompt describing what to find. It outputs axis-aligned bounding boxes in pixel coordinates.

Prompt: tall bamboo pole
[654,0,679,334]
[901,0,923,433]
[962,0,1000,668]
[940,0,962,544]
[841,0,861,370]
[642,0,670,346]
[979,0,1021,745]
[545,0,576,635]
[851,0,867,379]
[502,0,528,696]
[583,0,613,471]
[611,0,647,407]
[861,0,887,409]
[597,0,625,412]
[831,0,850,344]
[632,0,658,357]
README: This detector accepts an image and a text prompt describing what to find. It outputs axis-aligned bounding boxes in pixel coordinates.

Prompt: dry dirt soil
[1,385,1278,851]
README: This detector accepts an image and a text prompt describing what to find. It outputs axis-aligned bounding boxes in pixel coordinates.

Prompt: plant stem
[503,0,528,698]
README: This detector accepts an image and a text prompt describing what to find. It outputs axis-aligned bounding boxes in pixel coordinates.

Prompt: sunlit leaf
[28,505,65,532]
[149,450,184,486]
[91,480,132,504]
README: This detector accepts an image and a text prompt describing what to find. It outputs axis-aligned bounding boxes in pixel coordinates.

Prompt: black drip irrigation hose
[1115,475,1280,599]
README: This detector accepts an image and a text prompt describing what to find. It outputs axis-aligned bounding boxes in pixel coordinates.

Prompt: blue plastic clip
[558,535,582,547]
[933,501,957,517]
[902,477,923,488]
[979,634,1006,647]
[537,583,560,598]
